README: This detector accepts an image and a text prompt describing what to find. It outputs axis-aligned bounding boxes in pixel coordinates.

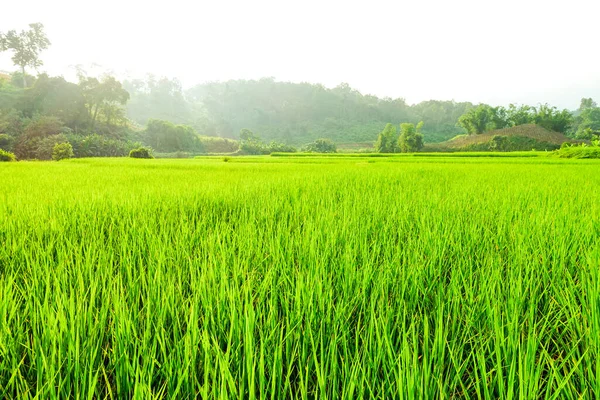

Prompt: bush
[36,134,69,160]
[268,141,297,153]
[0,148,16,162]
[129,147,154,159]
[302,138,337,153]
[553,144,600,159]
[199,136,239,153]
[52,142,74,161]
[68,134,138,158]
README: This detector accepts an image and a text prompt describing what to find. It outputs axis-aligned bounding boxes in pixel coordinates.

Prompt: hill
[124,78,473,146]
[428,124,577,152]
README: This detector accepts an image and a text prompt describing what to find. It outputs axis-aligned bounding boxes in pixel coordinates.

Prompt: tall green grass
[1,157,600,398]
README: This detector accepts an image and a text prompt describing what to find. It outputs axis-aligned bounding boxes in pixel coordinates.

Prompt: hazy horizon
[2,0,599,109]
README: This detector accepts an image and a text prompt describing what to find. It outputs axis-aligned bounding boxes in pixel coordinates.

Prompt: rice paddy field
[1,155,600,399]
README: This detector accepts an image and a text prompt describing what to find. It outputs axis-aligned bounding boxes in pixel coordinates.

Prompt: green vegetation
[457,103,574,135]
[1,156,600,397]
[398,122,424,153]
[0,148,16,161]
[129,147,153,159]
[554,144,600,158]
[429,124,577,152]
[52,142,74,161]
[301,138,337,153]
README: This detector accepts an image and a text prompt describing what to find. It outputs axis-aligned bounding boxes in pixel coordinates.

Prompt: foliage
[488,135,508,151]
[0,133,14,150]
[0,148,16,161]
[267,141,296,153]
[302,138,337,153]
[0,23,50,88]
[398,122,424,153]
[375,123,397,153]
[458,103,573,135]
[129,147,154,159]
[142,119,202,153]
[239,128,270,155]
[35,134,69,160]
[532,104,573,134]
[124,77,194,126]
[52,142,74,161]
[13,116,67,159]
[182,79,472,144]
[554,144,600,158]
[199,136,239,153]
[574,106,600,139]
[67,134,138,158]
[79,75,130,129]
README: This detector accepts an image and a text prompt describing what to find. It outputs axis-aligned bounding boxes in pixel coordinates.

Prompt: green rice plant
[0,156,600,398]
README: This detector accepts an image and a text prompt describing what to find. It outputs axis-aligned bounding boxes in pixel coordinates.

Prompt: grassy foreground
[1,156,600,398]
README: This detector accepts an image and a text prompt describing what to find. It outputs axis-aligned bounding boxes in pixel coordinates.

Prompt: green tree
[239,129,268,155]
[142,119,201,153]
[458,105,493,134]
[579,98,597,112]
[532,104,573,133]
[52,142,74,161]
[398,122,424,153]
[79,75,130,129]
[576,107,600,139]
[375,123,398,153]
[506,104,535,126]
[303,138,337,153]
[13,116,66,159]
[0,23,50,88]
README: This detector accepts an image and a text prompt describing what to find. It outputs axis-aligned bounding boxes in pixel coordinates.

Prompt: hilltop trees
[458,105,494,134]
[0,23,50,88]
[532,104,573,134]
[458,104,573,135]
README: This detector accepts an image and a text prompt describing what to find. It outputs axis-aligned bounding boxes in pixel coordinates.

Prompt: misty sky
[1,0,599,108]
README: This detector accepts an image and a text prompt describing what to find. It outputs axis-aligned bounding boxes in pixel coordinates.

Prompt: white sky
[1,0,599,109]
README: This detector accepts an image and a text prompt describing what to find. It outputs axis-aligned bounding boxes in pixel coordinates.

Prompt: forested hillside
[125,77,473,144]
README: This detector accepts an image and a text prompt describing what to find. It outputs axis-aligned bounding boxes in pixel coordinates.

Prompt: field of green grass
[1,156,600,398]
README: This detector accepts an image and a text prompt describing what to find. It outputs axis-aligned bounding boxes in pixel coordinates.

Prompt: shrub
[129,147,154,159]
[553,144,600,158]
[0,148,16,162]
[67,134,138,158]
[302,138,337,153]
[35,134,69,160]
[199,136,239,153]
[268,141,297,153]
[52,142,74,161]
[488,135,508,151]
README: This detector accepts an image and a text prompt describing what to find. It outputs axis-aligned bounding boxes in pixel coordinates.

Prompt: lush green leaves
[375,123,397,153]
[51,142,74,161]
[398,122,424,152]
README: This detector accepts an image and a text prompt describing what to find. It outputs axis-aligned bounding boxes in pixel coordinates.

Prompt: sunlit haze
[1,0,599,108]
